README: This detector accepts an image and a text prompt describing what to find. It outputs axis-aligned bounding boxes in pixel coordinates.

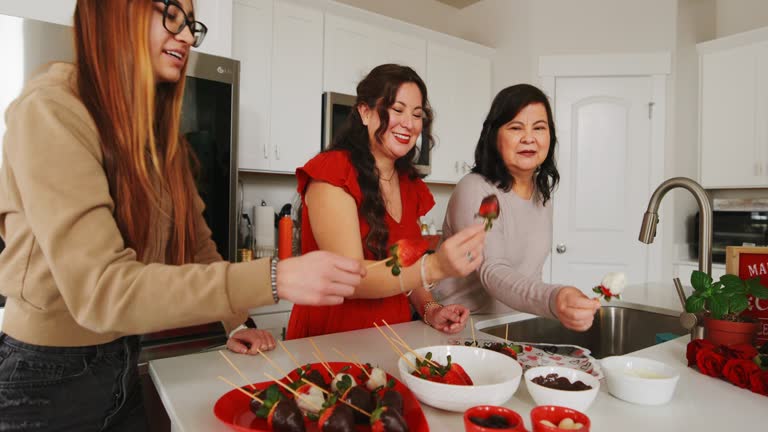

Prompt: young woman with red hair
[0,1,363,429]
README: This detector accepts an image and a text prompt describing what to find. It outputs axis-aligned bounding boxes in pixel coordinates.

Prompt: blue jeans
[0,333,148,431]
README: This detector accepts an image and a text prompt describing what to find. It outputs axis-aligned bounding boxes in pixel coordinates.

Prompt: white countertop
[149,309,767,432]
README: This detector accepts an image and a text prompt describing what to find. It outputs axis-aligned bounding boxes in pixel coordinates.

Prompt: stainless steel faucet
[638,177,712,340]
[639,177,712,275]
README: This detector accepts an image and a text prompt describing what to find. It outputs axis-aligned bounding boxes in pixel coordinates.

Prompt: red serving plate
[214,361,429,431]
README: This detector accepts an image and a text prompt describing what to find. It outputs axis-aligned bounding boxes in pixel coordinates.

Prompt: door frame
[538,52,671,284]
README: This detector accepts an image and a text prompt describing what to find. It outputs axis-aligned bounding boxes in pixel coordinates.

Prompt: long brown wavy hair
[74,0,199,264]
[329,64,434,259]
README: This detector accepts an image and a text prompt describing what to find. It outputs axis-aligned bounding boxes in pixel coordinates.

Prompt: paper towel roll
[254,205,275,258]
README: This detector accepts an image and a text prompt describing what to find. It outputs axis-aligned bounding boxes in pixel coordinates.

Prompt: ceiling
[436,0,483,9]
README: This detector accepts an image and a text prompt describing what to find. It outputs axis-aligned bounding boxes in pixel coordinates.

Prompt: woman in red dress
[286,64,487,339]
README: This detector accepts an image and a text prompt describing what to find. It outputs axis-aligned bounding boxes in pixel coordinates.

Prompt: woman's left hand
[226,329,276,355]
[427,303,470,334]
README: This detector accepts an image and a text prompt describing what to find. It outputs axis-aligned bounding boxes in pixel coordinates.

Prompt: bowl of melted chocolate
[464,405,526,431]
[524,366,600,412]
[531,373,593,391]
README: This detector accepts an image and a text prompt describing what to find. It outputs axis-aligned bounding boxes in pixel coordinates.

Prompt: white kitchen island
[149,310,766,432]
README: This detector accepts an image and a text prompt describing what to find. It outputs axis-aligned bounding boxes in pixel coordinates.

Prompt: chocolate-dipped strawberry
[341,386,374,425]
[379,389,403,416]
[267,398,306,432]
[318,403,355,432]
[304,368,328,390]
[371,406,409,432]
[249,384,282,417]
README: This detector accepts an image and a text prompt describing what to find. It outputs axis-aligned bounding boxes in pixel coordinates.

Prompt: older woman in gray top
[433,84,600,331]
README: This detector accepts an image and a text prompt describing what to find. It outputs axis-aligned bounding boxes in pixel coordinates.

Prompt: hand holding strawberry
[592,272,626,301]
[476,194,500,231]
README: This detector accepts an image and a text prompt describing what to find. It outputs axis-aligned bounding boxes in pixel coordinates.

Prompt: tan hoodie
[0,63,272,347]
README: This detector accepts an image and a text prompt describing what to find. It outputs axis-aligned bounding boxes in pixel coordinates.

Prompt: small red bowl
[530,405,590,432]
[464,405,527,431]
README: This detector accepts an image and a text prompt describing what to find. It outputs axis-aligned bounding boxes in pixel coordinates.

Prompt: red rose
[721,344,759,361]
[687,339,716,367]
[696,349,726,378]
[722,359,760,389]
[750,370,768,396]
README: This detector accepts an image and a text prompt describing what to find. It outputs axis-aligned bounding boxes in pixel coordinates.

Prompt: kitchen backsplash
[239,171,454,243]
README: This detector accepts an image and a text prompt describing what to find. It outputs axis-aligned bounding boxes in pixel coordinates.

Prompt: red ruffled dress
[285,150,435,340]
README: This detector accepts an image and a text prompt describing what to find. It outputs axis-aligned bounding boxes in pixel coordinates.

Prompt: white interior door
[551,76,655,292]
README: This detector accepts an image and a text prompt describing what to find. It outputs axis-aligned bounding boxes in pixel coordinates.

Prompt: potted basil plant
[685,270,768,346]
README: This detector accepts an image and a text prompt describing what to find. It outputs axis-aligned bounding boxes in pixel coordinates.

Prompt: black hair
[472,84,559,204]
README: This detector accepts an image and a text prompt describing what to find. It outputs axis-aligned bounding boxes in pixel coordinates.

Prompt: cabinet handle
[263,142,269,160]
[462,162,471,173]
[454,161,459,173]
[275,142,280,160]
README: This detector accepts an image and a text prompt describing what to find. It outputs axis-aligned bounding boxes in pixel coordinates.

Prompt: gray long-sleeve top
[432,173,564,319]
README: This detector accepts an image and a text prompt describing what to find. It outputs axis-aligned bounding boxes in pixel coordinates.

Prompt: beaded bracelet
[422,300,443,326]
[270,257,279,304]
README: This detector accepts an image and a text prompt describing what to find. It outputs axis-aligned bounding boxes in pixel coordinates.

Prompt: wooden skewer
[300,378,371,418]
[351,354,372,378]
[505,323,509,342]
[373,322,417,371]
[382,320,440,368]
[264,373,322,412]
[332,348,371,378]
[313,352,335,376]
[365,259,388,270]
[256,349,293,383]
[217,376,263,403]
[218,350,256,390]
[387,335,440,369]
[309,338,334,374]
[470,317,477,346]
[277,340,302,370]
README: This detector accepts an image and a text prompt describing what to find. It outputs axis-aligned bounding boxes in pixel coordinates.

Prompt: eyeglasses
[152,0,208,48]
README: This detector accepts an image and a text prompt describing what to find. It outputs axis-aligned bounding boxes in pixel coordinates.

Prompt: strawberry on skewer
[384,238,430,276]
[592,272,626,301]
[476,194,500,231]
[318,401,356,432]
[371,406,409,432]
[266,398,306,432]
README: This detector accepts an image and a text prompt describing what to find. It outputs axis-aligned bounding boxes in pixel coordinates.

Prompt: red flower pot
[703,317,758,346]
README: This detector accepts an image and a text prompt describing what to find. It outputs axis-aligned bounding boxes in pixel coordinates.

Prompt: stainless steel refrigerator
[0,13,240,428]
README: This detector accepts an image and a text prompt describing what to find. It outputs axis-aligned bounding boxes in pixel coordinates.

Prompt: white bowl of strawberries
[397,345,523,412]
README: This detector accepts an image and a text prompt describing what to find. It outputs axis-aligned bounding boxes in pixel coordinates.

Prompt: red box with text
[726,246,768,347]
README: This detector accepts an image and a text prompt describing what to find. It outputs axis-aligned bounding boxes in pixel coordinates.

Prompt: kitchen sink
[476,303,687,359]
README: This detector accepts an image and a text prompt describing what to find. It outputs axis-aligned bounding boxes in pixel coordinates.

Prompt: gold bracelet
[422,300,443,326]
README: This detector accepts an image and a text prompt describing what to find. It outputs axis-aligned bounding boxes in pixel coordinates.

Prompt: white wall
[0,0,76,25]
[716,0,768,37]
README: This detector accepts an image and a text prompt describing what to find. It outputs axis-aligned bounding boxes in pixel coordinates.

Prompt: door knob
[556,243,566,254]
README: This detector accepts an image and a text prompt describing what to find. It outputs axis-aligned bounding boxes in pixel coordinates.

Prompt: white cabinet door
[232,0,272,171]
[324,14,379,95]
[324,14,427,95]
[193,0,233,58]
[376,28,427,81]
[700,45,759,188]
[425,43,491,184]
[756,42,768,182]
[700,42,768,188]
[268,2,323,173]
